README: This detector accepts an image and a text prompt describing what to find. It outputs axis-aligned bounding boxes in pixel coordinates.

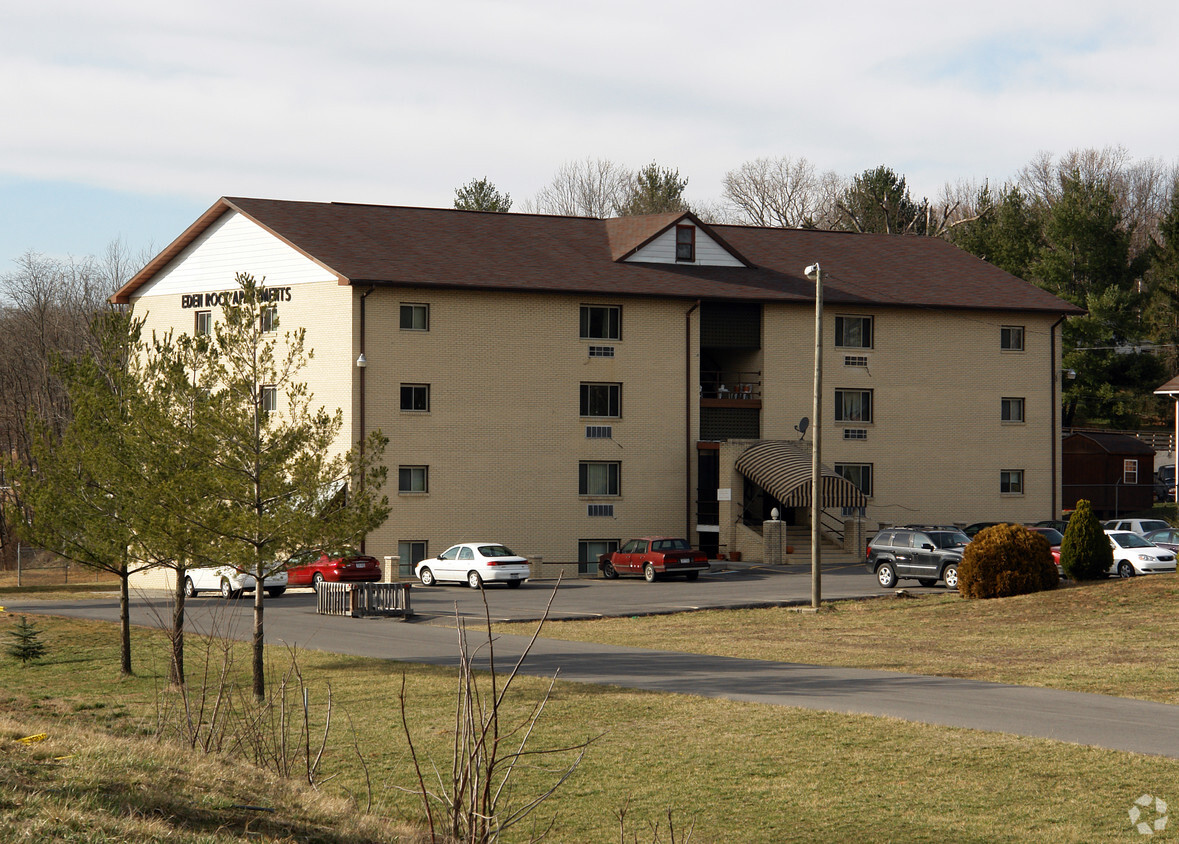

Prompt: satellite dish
[794,417,809,440]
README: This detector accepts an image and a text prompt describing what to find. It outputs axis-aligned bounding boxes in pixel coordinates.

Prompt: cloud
[1,0,1177,259]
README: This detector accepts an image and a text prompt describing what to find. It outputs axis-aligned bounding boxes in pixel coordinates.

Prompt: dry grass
[498,574,1179,704]
[4,596,1179,841]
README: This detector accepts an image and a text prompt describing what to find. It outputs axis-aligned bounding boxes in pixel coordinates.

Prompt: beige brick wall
[361,289,696,565]
[128,275,1065,574]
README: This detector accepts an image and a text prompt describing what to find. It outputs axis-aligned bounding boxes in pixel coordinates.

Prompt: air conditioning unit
[588,504,614,517]
[586,425,613,439]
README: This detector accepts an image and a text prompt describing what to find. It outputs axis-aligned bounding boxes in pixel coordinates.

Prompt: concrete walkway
[9,589,1179,759]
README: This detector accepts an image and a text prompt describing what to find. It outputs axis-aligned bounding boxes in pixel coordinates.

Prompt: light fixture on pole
[804,262,823,609]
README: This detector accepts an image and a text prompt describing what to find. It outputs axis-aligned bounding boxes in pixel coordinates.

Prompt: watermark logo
[1130,794,1168,836]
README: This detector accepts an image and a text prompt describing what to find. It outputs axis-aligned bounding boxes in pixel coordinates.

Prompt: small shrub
[958,523,1059,599]
[1060,499,1112,581]
[5,615,48,665]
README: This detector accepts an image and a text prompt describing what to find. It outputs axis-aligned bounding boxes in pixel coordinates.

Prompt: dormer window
[675,225,695,262]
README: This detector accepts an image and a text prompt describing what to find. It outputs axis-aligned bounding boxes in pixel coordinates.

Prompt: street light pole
[804,262,823,609]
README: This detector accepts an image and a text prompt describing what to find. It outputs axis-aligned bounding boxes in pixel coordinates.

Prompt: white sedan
[183,565,288,599]
[1105,530,1178,578]
[415,543,530,589]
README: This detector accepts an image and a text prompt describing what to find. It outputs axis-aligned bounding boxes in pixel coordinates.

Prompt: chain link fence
[0,543,119,588]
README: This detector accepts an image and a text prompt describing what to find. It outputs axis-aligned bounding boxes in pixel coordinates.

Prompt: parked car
[963,522,1005,539]
[598,537,710,582]
[183,565,287,599]
[1032,517,1071,533]
[1104,530,1178,577]
[1143,527,1179,552]
[865,526,969,589]
[285,547,382,587]
[416,542,530,588]
[1025,526,1063,574]
[1102,518,1171,536]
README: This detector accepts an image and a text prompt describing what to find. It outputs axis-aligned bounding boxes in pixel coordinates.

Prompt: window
[398,466,428,493]
[261,385,277,414]
[400,303,429,331]
[675,225,696,262]
[194,310,212,336]
[579,539,618,573]
[1001,397,1025,423]
[580,383,620,417]
[580,305,621,340]
[835,389,873,423]
[400,384,430,412]
[579,461,620,496]
[260,306,278,333]
[835,315,873,349]
[400,539,429,568]
[1001,470,1024,494]
[1001,325,1025,351]
[835,463,873,497]
[1124,459,1139,484]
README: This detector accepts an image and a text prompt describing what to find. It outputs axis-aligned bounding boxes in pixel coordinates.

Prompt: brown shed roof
[112,197,1083,315]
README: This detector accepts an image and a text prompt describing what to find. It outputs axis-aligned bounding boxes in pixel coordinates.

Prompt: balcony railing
[700,370,761,400]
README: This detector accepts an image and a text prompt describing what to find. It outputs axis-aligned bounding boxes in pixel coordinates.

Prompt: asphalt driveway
[9,563,1179,759]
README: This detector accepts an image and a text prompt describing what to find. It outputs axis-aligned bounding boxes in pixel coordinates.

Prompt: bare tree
[722,156,823,228]
[525,158,632,217]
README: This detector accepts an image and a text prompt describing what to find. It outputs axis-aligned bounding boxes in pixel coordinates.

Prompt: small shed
[1062,432,1155,517]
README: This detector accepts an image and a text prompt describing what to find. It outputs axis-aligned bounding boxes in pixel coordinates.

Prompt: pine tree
[1060,499,1112,580]
[5,616,47,665]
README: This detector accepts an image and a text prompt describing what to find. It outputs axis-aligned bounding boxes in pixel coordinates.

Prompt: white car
[1103,518,1171,536]
[1104,530,1178,578]
[415,543,530,589]
[183,565,288,599]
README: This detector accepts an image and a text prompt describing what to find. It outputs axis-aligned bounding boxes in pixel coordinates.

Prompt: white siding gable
[624,224,744,267]
[133,211,338,300]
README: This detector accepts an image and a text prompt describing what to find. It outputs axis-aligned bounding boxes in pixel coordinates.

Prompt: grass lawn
[1,583,1177,841]
[499,573,1179,705]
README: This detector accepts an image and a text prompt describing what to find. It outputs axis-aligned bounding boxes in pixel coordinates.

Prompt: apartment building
[112,197,1082,570]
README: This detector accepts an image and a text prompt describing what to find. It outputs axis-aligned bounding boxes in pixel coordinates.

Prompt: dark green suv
[865,526,970,589]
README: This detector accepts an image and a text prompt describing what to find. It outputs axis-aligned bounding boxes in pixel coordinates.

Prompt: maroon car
[285,547,381,587]
[1026,526,1063,575]
[599,537,710,582]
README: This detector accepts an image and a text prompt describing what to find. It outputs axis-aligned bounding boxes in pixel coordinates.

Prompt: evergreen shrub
[958,523,1059,599]
[1059,499,1112,580]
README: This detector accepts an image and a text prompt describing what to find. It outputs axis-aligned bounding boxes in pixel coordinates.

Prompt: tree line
[457,147,1179,428]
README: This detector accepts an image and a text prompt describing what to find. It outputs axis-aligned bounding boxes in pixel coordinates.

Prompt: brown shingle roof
[112,197,1083,315]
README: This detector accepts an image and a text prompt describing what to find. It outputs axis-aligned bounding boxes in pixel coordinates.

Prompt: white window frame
[1124,459,1138,484]
[1000,469,1024,495]
[195,310,212,337]
[580,305,621,341]
[1000,325,1025,351]
[1001,397,1025,423]
[400,303,429,331]
[261,385,277,414]
[400,383,430,412]
[260,305,278,333]
[398,465,429,493]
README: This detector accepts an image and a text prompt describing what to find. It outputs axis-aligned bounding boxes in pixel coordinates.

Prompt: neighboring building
[112,197,1082,571]
[1062,431,1155,517]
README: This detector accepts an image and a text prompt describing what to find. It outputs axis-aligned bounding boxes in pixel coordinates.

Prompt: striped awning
[734,440,867,508]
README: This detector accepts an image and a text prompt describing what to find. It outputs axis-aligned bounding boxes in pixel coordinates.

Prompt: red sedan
[599,537,710,582]
[285,547,382,588]
[1026,527,1063,575]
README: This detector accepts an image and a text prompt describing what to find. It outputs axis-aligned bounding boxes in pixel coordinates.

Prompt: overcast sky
[2,0,1177,269]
